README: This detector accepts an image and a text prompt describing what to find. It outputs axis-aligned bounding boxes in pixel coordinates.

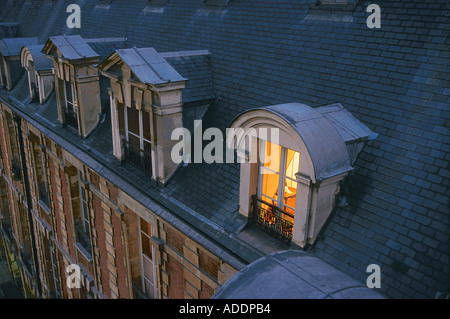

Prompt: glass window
[259,140,300,216]
[139,218,156,298]
[127,106,140,136]
[64,80,75,111]
[124,104,152,175]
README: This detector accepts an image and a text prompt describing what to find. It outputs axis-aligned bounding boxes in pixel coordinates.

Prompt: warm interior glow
[260,140,300,216]
[283,148,300,215]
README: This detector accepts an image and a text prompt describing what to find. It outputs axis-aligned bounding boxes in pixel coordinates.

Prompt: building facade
[0,0,448,299]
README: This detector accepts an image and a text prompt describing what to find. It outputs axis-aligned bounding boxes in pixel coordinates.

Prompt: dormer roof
[100,46,187,86]
[43,35,99,61]
[21,44,53,71]
[42,35,128,64]
[0,37,38,57]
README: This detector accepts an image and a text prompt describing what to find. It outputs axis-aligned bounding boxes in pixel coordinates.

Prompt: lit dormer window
[258,141,300,215]
[253,140,301,242]
[230,102,375,248]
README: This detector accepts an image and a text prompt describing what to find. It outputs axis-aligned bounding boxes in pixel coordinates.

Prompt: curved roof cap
[0,37,38,57]
[21,44,53,71]
[213,250,385,299]
[232,103,353,181]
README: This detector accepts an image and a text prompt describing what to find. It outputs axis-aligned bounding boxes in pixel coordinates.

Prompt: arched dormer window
[229,102,375,248]
[0,37,37,90]
[20,44,54,104]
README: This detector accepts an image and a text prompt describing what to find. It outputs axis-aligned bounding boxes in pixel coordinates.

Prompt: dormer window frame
[62,77,78,130]
[98,46,188,186]
[123,102,152,176]
[42,35,117,139]
[0,37,38,91]
[20,44,54,105]
[28,60,38,99]
[230,103,375,249]
[257,140,300,217]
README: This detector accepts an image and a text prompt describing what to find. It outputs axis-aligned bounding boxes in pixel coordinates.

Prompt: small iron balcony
[123,140,152,176]
[250,196,294,244]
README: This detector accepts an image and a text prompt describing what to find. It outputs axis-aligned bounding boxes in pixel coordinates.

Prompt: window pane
[141,233,152,259]
[285,148,300,181]
[144,278,155,299]
[82,202,88,220]
[65,81,73,104]
[142,110,151,141]
[283,178,297,215]
[142,256,153,282]
[261,167,279,204]
[261,196,277,211]
[128,134,140,150]
[144,141,151,157]
[140,218,151,236]
[262,141,281,172]
[127,107,140,136]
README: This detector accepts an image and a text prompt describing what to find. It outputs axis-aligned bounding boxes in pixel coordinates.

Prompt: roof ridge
[132,46,170,83]
[85,37,128,43]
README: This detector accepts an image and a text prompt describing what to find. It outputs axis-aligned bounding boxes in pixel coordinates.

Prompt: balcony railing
[250,196,294,244]
[64,109,78,130]
[123,140,152,176]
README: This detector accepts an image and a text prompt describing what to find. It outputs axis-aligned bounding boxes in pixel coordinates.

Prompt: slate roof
[162,50,214,103]
[213,250,385,299]
[86,39,129,63]
[0,22,19,38]
[110,46,187,85]
[0,37,37,57]
[45,35,99,60]
[0,0,448,299]
[23,44,53,71]
[43,35,128,62]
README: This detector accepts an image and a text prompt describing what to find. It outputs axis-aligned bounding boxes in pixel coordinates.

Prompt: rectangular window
[63,80,75,112]
[37,145,50,209]
[258,140,300,220]
[76,186,92,252]
[139,217,157,299]
[124,105,152,175]
[80,187,89,234]
[50,243,62,298]
[63,79,78,130]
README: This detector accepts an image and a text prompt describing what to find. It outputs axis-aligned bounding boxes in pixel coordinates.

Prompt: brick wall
[167,254,185,299]
[112,210,128,298]
[92,192,110,298]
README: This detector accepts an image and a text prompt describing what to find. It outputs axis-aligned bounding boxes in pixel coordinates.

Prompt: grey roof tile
[0,0,448,299]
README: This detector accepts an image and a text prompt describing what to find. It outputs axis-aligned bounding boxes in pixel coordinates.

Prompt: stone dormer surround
[42,35,126,138]
[99,46,187,186]
[0,37,38,90]
[20,44,54,104]
[230,102,375,248]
